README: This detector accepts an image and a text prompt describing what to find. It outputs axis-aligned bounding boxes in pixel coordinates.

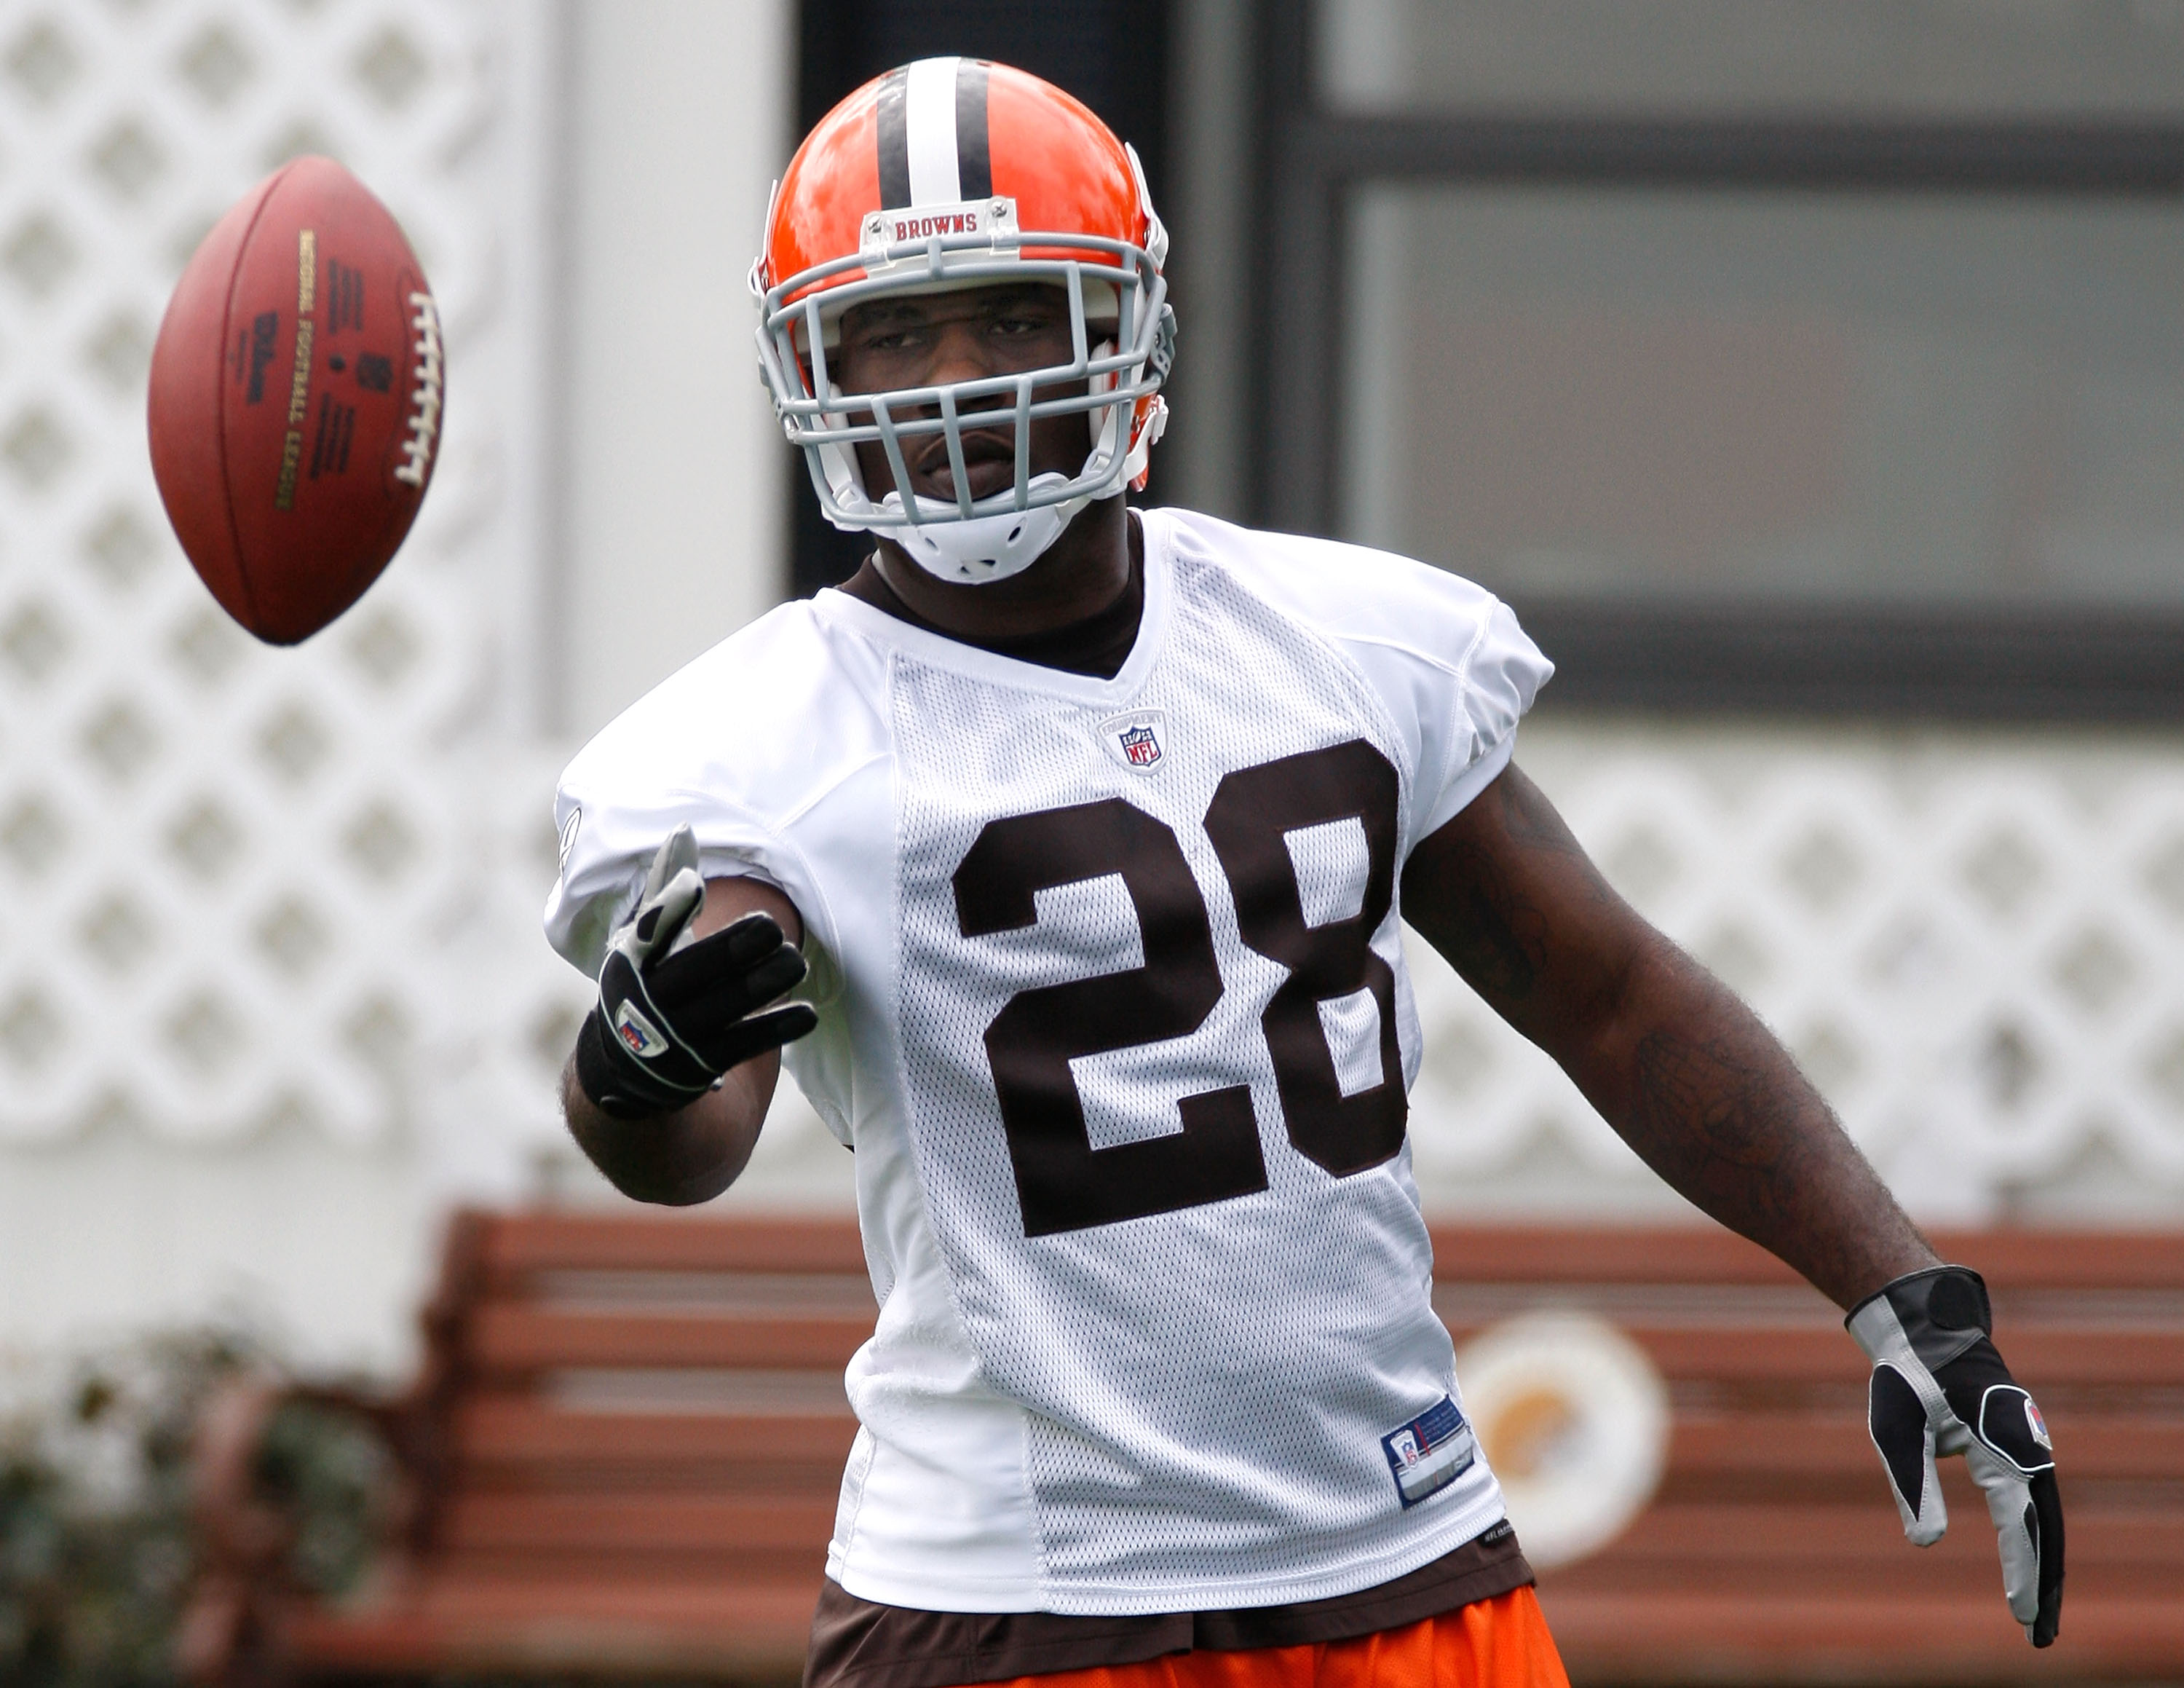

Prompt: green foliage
[255,1394,393,1601]
[0,1331,241,1688]
[0,1332,389,1688]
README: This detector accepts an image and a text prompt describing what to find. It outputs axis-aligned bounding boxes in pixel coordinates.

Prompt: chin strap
[1124,395,1168,492]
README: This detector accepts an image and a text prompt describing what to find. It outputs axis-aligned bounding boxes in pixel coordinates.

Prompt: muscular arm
[561,876,804,1207]
[1402,763,1936,1309]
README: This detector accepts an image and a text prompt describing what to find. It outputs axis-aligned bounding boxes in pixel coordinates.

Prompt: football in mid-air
[148,155,443,645]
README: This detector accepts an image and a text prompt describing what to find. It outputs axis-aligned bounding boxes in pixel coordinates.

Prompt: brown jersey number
[953,739,1404,1237]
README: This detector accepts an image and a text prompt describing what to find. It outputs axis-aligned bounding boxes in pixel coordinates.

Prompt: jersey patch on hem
[1381,1395,1475,1508]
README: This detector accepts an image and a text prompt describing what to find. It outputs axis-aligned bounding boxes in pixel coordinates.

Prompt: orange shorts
[978,1587,1570,1688]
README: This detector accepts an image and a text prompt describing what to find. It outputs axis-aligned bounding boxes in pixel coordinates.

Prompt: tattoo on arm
[1616,1003,1931,1308]
[1406,764,1936,1309]
[1431,840,1550,1005]
[1405,765,1629,1034]
[1629,1026,1821,1226]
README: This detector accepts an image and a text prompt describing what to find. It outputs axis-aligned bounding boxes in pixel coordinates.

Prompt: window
[1317,0,2184,120]
[1254,0,2184,714]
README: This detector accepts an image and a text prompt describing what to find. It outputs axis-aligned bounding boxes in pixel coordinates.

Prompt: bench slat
[1426,1225,2184,1290]
[442,1492,837,1553]
[1558,1497,2183,1569]
[453,1399,859,1464]
[464,1309,2183,1388]
[282,1574,820,1673]
[1670,1411,2184,1478]
[1441,1320,2184,1387]
[478,1212,867,1276]
[474,1218,2184,1292]
[470,1306,874,1372]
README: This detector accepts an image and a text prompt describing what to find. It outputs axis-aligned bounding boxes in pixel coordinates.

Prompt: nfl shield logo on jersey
[1096,709,1167,775]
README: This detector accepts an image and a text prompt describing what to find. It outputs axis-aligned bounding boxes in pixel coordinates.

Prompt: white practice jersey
[546,509,1553,1615]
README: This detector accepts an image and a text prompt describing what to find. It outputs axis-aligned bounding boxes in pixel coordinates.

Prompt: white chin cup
[815,336,1142,585]
[876,474,1090,584]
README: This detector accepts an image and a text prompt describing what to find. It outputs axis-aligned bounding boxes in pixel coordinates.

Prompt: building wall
[557,1,792,737]
[2,0,2177,1385]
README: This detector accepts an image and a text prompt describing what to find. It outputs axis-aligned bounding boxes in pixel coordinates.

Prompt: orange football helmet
[751,58,1173,583]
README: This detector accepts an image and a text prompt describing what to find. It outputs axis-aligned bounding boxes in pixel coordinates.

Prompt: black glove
[574,825,818,1120]
[1846,1265,2063,1646]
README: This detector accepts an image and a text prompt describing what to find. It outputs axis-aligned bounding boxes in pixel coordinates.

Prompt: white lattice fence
[0,0,568,1150]
[1406,719,2184,1220]
[4,0,2180,1244]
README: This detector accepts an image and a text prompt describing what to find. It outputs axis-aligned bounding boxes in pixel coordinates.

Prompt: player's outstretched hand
[574,824,818,1120]
[1847,1265,2064,1646]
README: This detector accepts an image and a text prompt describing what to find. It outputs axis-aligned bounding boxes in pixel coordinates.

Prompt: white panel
[561,0,791,738]
[0,1127,434,1373]
[903,56,964,207]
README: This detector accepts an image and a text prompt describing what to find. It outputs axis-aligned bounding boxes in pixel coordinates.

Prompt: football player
[547,59,2062,1688]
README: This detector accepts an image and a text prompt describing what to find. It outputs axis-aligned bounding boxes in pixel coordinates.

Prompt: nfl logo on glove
[614,1002,669,1059]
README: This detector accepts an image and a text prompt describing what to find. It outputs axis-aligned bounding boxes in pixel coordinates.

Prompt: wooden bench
[183,1211,871,1683]
[1431,1227,2184,1683]
[182,1212,2184,1683]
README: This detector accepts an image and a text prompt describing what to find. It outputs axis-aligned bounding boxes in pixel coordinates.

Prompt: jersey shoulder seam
[1193,539,1506,845]
[1198,526,1500,689]
[654,782,855,964]
[1184,544,1447,803]
[1427,604,1503,837]
[775,747,893,833]
[1318,626,1468,682]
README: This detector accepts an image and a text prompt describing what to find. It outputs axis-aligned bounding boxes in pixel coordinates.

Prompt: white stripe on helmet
[904,56,963,206]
